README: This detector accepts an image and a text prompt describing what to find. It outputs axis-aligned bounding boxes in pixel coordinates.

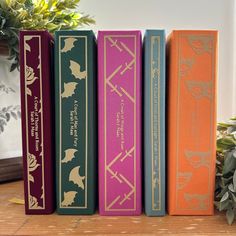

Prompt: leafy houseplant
[215,117,236,225]
[0,0,95,71]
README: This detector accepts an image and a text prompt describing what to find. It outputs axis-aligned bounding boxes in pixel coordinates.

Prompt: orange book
[167,30,218,215]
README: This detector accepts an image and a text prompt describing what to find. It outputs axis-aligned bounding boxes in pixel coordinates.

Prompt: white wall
[0,58,22,159]
[79,0,236,121]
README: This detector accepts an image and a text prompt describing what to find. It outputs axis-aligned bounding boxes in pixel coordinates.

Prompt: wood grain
[0,181,236,235]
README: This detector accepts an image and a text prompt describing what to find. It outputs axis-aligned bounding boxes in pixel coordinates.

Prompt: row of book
[20,29,217,216]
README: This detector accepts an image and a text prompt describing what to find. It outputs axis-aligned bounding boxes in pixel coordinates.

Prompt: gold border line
[176,33,214,211]
[151,36,161,211]
[24,35,45,210]
[59,35,88,209]
[104,34,137,211]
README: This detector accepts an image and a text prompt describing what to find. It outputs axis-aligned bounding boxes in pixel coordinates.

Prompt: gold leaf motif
[26,65,38,85]
[25,36,33,41]
[69,166,85,190]
[25,42,31,52]
[41,186,44,199]
[26,87,32,96]
[61,191,77,207]
[28,153,40,172]
[25,65,38,96]
[29,195,42,209]
[61,148,77,163]
[28,174,34,183]
[69,60,87,80]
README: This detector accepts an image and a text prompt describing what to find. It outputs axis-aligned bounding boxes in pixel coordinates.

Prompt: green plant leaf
[226,208,235,225]
[231,192,236,203]
[1,0,95,71]
[214,201,220,209]
[233,170,236,191]
[221,191,229,202]
[6,113,10,122]
[233,150,236,159]
[216,186,228,199]
[223,151,236,175]
[228,183,236,193]
[219,200,229,211]
[10,62,18,72]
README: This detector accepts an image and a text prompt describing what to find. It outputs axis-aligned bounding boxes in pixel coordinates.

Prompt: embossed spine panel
[98,31,142,215]
[55,31,97,214]
[144,30,166,216]
[20,31,55,214]
[167,30,217,215]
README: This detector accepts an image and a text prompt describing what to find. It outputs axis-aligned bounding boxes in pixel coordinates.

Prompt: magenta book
[98,31,142,215]
[20,31,54,214]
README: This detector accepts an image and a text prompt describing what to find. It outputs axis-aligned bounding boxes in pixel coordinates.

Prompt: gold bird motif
[69,60,87,80]
[69,166,85,190]
[61,38,77,53]
[61,149,77,163]
[61,82,78,98]
[61,191,77,207]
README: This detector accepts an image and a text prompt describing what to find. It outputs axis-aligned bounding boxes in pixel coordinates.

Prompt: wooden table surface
[0,181,236,235]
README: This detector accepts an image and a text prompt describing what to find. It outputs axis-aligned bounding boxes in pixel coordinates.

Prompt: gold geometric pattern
[108,37,123,52]
[104,35,137,211]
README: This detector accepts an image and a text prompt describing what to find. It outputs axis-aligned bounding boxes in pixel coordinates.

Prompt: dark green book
[55,30,97,214]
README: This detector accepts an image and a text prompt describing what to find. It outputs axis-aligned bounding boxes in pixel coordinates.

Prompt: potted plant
[0,0,95,71]
[0,0,94,183]
[215,117,236,224]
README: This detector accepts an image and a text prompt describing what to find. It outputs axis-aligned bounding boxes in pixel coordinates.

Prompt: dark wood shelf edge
[0,157,23,183]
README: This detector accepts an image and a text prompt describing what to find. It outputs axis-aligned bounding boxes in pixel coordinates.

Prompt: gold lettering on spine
[150,36,161,211]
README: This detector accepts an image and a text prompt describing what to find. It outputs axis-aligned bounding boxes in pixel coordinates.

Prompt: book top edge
[144,30,165,37]
[171,30,218,34]
[54,30,95,35]
[145,29,165,33]
[20,30,50,36]
[19,30,53,41]
[98,30,142,36]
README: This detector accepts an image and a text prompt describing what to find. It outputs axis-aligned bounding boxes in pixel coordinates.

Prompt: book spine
[167,31,218,215]
[98,31,142,215]
[20,31,54,214]
[55,31,97,214]
[144,30,166,216]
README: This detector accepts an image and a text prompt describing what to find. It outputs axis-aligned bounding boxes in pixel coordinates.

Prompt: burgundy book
[20,31,55,214]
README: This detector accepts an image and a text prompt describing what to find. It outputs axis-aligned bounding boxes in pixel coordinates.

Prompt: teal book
[55,30,97,214]
[143,30,166,216]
